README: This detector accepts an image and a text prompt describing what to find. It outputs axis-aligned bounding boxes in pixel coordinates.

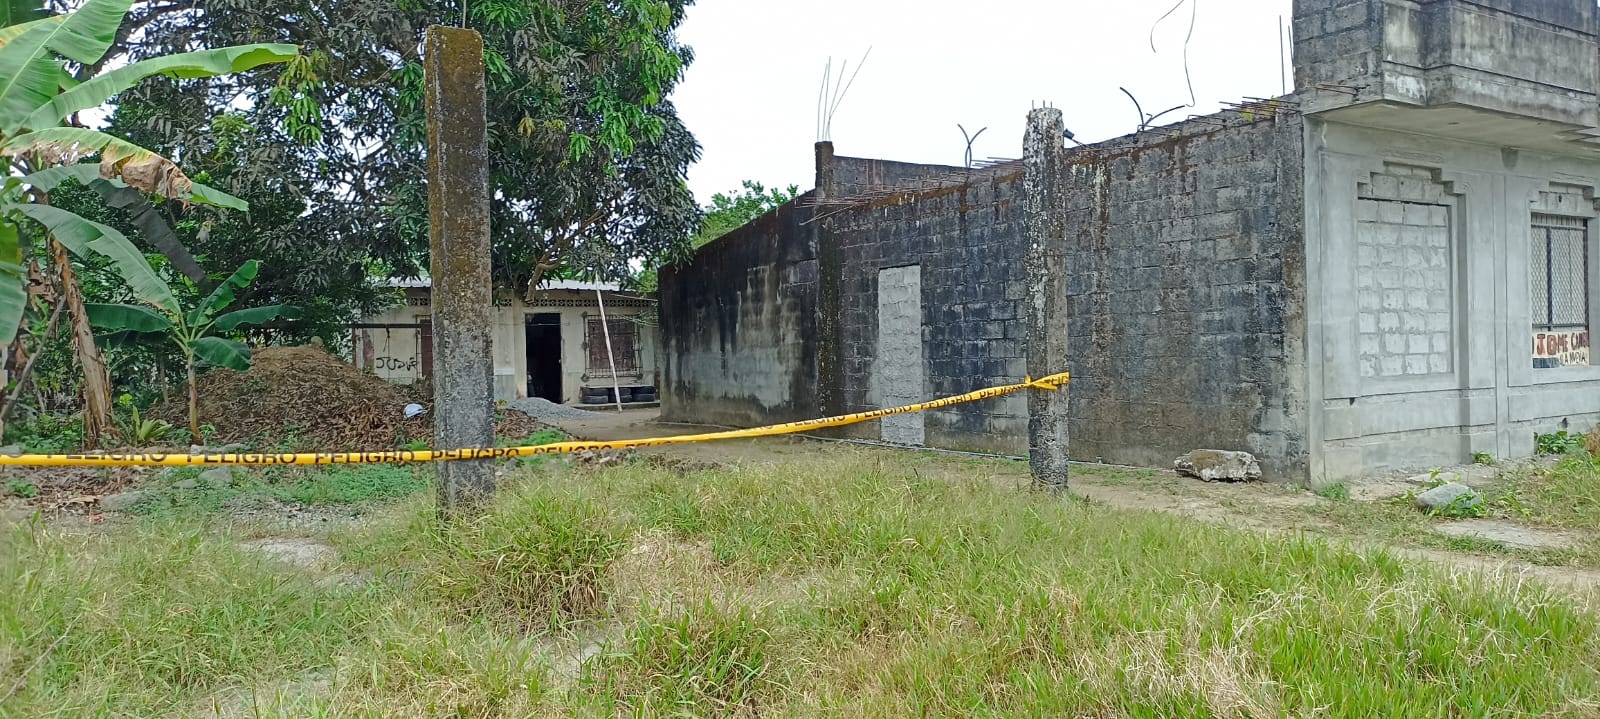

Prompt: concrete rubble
[1174,450,1263,482]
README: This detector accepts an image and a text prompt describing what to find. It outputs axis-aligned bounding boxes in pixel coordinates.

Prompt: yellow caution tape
[0,372,1069,467]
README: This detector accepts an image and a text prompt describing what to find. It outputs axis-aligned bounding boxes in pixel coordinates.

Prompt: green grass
[125,464,433,516]
[4,450,1600,717]
[1501,452,1600,530]
[1298,485,1600,567]
[1314,483,1350,501]
[3,481,37,499]
[122,430,571,516]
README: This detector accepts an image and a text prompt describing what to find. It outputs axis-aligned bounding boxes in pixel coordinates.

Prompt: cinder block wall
[818,167,1030,453]
[661,122,1311,479]
[657,196,823,427]
[1053,113,1310,478]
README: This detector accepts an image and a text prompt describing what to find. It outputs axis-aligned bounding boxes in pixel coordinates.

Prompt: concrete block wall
[820,170,1030,453]
[657,195,823,427]
[1055,112,1310,478]
[1307,119,1600,483]
[830,155,973,196]
[1293,0,1600,125]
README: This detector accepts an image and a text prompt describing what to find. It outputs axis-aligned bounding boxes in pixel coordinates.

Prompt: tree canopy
[112,0,703,298]
[696,180,800,246]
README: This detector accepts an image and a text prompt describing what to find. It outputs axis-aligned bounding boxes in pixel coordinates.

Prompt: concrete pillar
[1024,108,1070,490]
[814,141,845,420]
[424,26,495,516]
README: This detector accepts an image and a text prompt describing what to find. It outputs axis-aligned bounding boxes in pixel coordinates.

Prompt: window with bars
[586,318,640,374]
[1531,213,1592,368]
[1531,214,1588,332]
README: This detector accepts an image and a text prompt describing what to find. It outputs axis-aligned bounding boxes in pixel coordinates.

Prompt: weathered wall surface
[658,196,822,426]
[1306,119,1600,482]
[821,169,1030,453]
[830,155,971,195]
[1292,0,1600,483]
[1293,0,1599,124]
[356,288,656,403]
[663,131,1310,474]
[1057,113,1309,478]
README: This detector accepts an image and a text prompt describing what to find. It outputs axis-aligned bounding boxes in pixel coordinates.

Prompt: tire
[580,395,609,405]
[633,393,657,403]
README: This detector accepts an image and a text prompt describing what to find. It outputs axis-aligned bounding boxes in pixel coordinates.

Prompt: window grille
[1531,213,1588,333]
[586,318,639,373]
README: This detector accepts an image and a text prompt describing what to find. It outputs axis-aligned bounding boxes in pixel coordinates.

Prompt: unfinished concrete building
[659,0,1600,484]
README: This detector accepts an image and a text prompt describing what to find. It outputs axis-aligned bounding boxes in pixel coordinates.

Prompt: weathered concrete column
[425,26,495,515]
[814,141,845,421]
[1024,108,1070,490]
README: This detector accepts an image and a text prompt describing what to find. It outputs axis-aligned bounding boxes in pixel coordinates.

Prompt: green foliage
[695,181,800,247]
[8,202,177,311]
[88,98,396,343]
[117,0,703,299]
[1536,430,1584,455]
[1314,483,1349,501]
[1473,452,1495,466]
[130,464,431,516]
[1432,493,1488,519]
[5,478,37,497]
[498,428,566,448]
[0,0,294,346]
[0,520,366,711]
[22,44,297,135]
[85,258,294,442]
[274,465,428,505]
[1500,453,1600,530]
[112,393,171,445]
[0,0,48,28]
[3,411,82,453]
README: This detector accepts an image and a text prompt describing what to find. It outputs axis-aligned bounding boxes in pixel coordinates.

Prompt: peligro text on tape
[0,372,1069,467]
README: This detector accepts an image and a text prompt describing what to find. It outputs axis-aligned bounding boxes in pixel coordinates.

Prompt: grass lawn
[3,450,1599,717]
[1297,451,1600,568]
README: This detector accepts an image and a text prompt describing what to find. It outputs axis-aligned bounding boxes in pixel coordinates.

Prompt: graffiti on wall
[354,327,425,381]
[374,356,420,372]
[1533,329,1590,368]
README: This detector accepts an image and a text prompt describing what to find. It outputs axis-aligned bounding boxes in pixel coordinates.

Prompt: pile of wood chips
[160,344,553,452]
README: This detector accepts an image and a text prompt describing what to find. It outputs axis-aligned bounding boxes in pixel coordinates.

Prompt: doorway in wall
[525,313,563,402]
[876,265,925,446]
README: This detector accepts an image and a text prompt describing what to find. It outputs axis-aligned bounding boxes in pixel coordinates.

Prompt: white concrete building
[352,279,660,405]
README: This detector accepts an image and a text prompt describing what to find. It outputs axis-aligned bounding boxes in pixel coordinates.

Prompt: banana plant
[0,0,296,444]
[86,260,295,444]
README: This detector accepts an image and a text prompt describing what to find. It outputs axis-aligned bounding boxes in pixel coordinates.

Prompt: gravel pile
[503,397,593,423]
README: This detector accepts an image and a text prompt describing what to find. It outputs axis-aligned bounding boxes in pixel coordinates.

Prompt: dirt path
[545,409,1600,597]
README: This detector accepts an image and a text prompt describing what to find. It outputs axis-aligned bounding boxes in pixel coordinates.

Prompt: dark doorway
[525,313,563,402]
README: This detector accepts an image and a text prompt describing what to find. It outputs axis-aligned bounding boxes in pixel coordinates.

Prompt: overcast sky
[672,0,1294,203]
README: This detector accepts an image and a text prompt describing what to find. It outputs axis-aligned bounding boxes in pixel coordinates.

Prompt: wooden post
[425,25,495,516]
[595,288,624,412]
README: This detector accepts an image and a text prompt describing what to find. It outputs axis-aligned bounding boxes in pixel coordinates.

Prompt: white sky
[672,0,1294,203]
